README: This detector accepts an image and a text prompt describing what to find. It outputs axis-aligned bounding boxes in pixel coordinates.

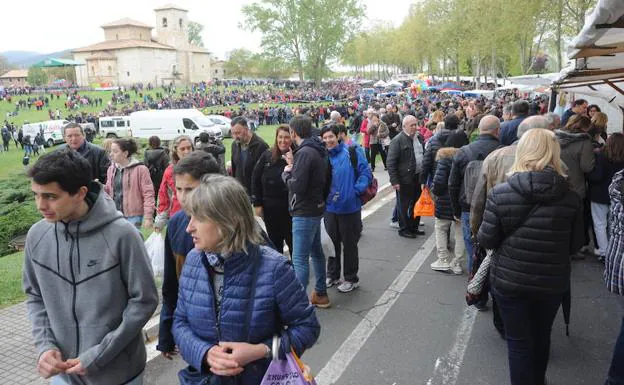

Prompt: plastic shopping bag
[413,187,435,217]
[144,232,165,276]
[260,349,317,385]
[320,221,335,259]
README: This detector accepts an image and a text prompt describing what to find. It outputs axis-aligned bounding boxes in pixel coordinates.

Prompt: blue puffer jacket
[173,244,320,385]
[326,142,371,214]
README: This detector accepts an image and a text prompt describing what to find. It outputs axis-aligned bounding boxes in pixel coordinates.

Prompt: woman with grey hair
[172,174,320,385]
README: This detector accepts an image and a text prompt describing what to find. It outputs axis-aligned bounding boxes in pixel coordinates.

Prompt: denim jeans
[606,315,624,385]
[493,291,562,385]
[52,373,143,385]
[292,216,327,295]
[126,215,143,229]
[461,211,474,272]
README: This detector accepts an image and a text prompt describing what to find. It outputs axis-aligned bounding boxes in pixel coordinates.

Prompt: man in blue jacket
[283,115,331,308]
[321,125,372,293]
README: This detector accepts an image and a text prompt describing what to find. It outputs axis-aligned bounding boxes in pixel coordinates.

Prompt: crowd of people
[16,83,624,385]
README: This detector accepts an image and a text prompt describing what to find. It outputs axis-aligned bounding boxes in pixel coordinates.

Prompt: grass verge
[0,251,25,308]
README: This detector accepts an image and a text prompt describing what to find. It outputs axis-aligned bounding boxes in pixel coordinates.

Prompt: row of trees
[241,0,365,85]
[341,0,596,83]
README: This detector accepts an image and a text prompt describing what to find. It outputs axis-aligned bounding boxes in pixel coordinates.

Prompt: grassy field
[1,86,333,127]
[0,251,24,308]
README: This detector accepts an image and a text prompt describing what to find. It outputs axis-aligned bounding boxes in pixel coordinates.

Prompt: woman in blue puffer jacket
[173,174,320,385]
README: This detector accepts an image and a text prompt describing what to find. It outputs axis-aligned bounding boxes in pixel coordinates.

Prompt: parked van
[99,116,131,138]
[129,109,223,142]
[22,120,69,147]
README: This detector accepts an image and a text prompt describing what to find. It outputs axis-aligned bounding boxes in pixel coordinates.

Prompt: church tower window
[162,17,168,27]
[179,19,183,29]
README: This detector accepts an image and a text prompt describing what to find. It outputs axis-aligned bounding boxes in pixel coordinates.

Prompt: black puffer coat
[477,169,583,297]
[421,130,469,185]
[431,147,459,220]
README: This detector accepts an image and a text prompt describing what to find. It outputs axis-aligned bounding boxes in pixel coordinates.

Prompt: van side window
[183,118,198,130]
[101,121,114,128]
[116,120,125,127]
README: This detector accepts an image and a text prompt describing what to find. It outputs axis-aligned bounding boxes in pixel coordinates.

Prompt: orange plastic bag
[413,187,435,217]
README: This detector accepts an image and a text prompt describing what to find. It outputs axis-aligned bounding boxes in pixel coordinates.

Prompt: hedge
[0,178,40,256]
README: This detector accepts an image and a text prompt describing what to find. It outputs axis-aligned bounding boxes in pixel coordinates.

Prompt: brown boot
[310,290,331,309]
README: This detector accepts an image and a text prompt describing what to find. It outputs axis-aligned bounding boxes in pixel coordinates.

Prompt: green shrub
[0,177,40,256]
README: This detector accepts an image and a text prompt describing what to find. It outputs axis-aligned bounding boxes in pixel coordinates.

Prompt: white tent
[552,0,624,129]
[373,80,387,88]
[509,73,560,87]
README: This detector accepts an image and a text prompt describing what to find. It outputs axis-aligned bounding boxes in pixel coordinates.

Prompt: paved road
[144,194,620,385]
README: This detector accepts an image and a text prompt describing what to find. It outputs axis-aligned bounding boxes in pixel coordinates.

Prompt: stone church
[72,4,215,87]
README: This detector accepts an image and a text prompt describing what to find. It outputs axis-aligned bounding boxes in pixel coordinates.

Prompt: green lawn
[0,251,24,308]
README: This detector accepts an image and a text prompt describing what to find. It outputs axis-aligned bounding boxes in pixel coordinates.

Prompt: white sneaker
[389,221,399,229]
[430,259,451,271]
[450,263,463,275]
[326,278,340,288]
[337,281,359,293]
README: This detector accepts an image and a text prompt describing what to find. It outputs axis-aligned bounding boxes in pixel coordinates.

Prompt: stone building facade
[72,4,214,87]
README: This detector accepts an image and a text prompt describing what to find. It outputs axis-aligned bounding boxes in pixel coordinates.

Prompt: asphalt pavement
[143,192,621,385]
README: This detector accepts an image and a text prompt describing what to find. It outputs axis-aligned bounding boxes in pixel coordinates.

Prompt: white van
[22,120,69,147]
[99,116,131,138]
[129,109,223,142]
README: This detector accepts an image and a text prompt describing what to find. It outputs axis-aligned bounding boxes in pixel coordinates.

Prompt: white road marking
[315,234,437,385]
[426,306,478,385]
[361,183,394,220]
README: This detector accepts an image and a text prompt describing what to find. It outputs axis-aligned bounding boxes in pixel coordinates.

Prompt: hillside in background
[1,49,73,67]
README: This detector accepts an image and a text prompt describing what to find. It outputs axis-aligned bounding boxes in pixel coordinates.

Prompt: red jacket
[104,160,155,218]
[155,164,181,227]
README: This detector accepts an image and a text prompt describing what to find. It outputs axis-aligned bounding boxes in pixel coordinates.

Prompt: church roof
[101,18,153,29]
[0,69,28,79]
[72,39,175,53]
[154,4,188,12]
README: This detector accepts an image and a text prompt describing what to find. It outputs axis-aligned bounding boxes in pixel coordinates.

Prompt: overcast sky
[2,0,414,60]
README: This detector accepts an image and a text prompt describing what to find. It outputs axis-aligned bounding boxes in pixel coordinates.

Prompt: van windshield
[194,116,215,127]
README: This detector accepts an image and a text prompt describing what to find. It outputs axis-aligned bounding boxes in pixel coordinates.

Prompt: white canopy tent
[373,80,387,88]
[552,0,624,130]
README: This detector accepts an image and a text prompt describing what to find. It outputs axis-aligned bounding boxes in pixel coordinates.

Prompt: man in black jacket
[61,123,110,182]
[420,114,469,187]
[282,115,330,308]
[231,116,269,197]
[382,104,401,139]
[449,115,501,276]
[387,115,425,239]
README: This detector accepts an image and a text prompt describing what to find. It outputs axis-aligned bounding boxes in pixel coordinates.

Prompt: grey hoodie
[23,183,158,385]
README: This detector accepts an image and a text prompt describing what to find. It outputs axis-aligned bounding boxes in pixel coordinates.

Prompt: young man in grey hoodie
[23,148,159,385]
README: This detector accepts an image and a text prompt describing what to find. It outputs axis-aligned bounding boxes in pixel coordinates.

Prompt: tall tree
[243,0,365,85]
[187,21,205,47]
[223,48,255,78]
[27,67,48,86]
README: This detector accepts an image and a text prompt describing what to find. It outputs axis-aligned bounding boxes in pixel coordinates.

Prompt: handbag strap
[504,203,541,240]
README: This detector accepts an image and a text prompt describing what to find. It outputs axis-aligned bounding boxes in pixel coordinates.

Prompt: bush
[0,178,40,256]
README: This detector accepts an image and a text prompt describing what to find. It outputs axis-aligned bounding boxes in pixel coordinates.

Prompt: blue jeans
[126,215,143,229]
[606,315,624,385]
[292,216,327,295]
[493,291,562,385]
[52,373,143,385]
[461,211,473,272]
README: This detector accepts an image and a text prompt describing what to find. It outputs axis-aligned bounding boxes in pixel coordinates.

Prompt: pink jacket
[105,159,155,219]
[360,118,370,148]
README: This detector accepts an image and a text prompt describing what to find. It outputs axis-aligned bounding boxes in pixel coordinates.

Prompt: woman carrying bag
[173,174,320,385]
[477,129,583,385]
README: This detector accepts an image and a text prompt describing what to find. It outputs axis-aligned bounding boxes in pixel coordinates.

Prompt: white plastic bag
[320,221,335,259]
[144,232,165,276]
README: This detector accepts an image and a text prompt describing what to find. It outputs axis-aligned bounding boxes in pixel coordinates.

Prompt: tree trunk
[556,0,564,71]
